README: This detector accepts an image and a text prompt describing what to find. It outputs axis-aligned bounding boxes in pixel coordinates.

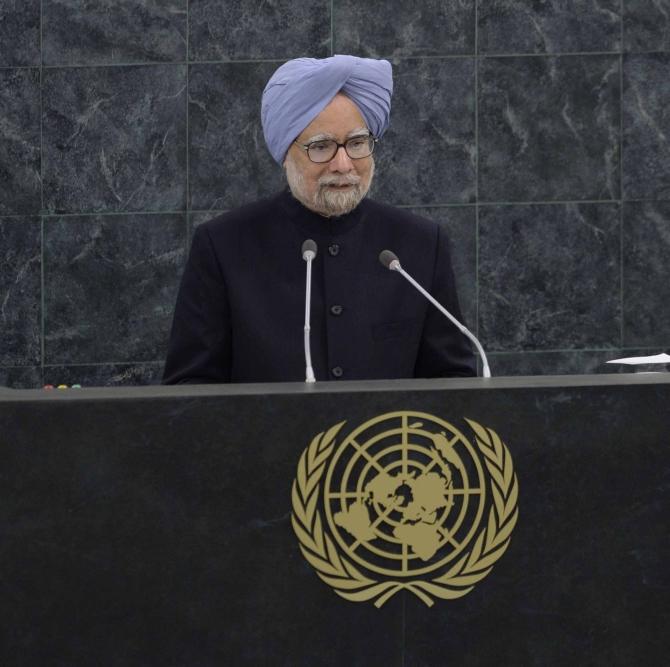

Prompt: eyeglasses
[294,135,377,163]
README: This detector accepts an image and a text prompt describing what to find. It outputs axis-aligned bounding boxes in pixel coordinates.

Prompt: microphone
[302,240,317,383]
[379,250,491,378]
[302,239,317,262]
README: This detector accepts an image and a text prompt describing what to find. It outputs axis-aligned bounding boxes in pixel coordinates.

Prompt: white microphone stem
[304,256,316,383]
[394,264,491,378]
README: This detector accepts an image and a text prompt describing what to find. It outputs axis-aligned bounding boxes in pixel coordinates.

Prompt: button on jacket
[163,190,476,383]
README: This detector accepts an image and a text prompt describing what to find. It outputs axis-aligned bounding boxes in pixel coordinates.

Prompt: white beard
[285,157,374,217]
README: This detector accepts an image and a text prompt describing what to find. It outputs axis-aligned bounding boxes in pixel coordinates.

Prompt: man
[163,55,476,384]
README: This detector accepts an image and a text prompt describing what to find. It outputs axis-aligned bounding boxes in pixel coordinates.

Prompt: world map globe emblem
[324,411,486,577]
[291,411,519,607]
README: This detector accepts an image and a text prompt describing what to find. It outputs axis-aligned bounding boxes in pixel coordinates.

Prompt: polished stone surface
[489,349,626,376]
[0,0,40,66]
[479,203,620,351]
[624,0,670,52]
[0,1,669,380]
[189,0,330,61]
[0,366,41,389]
[1,377,668,664]
[189,210,225,235]
[623,54,670,200]
[0,68,41,215]
[42,0,187,66]
[44,214,186,364]
[478,0,620,54]
[44,362,163,387]
[188,63,285,210]
[403,382,669,664]
[42,65,187,214]
[374,58,476,206]
[623,201,670,348]
[0,218,41,366]
[479,55,620,202]
[333,0,474,57]
[410,206,477,331]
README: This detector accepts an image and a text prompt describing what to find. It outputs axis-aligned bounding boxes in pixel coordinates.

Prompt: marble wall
[1,1,668,387]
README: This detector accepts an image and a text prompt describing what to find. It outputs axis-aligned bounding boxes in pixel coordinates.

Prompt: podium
[1,374,669,666]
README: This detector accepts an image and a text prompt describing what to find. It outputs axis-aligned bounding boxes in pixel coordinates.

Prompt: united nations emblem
[291,412,519,607]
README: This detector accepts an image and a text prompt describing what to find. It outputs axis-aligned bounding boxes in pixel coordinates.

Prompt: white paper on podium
[606,352,670,366]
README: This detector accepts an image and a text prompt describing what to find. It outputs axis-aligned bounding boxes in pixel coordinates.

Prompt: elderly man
[163,55,476,384]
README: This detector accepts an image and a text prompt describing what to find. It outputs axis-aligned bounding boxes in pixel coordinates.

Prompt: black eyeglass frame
[293,135,378,163]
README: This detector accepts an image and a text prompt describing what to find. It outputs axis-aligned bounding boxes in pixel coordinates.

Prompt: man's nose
[329,145,354,172]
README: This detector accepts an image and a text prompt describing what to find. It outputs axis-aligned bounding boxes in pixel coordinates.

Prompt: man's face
[283,93,375,217]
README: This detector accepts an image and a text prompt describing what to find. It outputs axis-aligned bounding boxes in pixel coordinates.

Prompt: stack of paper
[606,353,670,366]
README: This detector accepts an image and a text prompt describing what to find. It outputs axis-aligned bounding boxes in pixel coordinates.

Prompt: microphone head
[302,239,317,260]
[379,249,400,270]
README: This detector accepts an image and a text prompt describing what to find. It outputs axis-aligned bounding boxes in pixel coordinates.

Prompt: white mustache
[318,174,361,187]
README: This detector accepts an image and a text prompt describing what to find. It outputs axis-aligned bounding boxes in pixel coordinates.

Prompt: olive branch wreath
[291,418,518,608]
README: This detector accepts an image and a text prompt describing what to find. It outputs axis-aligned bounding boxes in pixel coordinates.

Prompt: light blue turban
[261,55,393,165]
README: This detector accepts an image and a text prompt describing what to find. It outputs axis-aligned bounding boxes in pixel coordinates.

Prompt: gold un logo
[291,411,519,608]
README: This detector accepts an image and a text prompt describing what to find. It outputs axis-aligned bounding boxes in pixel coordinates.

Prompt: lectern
[1,374,668,666]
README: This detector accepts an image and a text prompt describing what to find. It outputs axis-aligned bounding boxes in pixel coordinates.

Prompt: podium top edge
[1,373,669,402]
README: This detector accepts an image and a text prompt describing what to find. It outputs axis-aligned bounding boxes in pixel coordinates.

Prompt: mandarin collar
[277,188,367,237]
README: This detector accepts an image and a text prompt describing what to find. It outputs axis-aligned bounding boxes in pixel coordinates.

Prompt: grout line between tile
[620,0,625,349]
[29,199,654,219]
[26,348,663,368]
[477,49,622,59]
[397,198,622,209]
[330,0,334,56]
[40,217,45,384]
[37,210,188,218]
[487,347,663,356]
[186,0,191,246]
[42,361,164,368]
[13,51,645,71]
[4,51,670,73]
[474,0,480,338]
[40,0,45,384]
[15,196,664,221]
[34,58,290,70]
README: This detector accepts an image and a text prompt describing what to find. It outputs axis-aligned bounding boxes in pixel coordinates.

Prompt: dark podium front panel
[1,375,668,666]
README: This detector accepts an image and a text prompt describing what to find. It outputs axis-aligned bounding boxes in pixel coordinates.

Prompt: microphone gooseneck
[302,240,317,383]
[379,249,491,378]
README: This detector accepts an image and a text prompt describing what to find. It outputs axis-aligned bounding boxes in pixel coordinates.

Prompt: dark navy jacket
[163,190,476,383]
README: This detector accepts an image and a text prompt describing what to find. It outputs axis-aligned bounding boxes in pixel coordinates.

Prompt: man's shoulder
[362,197,440,235]
[195,192,285,239]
